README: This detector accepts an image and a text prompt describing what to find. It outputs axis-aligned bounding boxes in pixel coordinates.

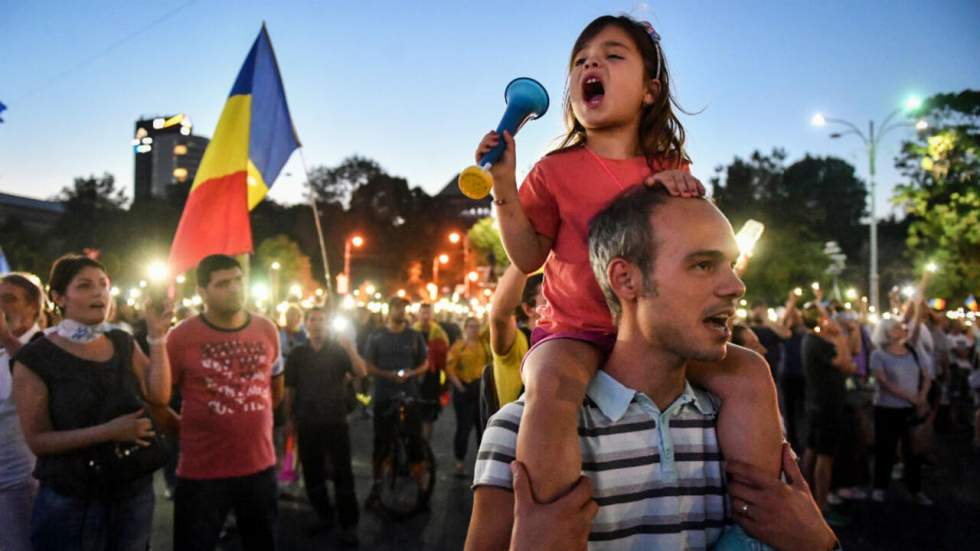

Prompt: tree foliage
[467,217,508,269]
[711,150,871,302]
[50,173,128,254]
[254,234,316,297]
[893,89,980,301]
[307,155,384,208]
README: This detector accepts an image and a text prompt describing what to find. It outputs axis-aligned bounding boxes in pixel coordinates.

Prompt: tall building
[133,114,209,203]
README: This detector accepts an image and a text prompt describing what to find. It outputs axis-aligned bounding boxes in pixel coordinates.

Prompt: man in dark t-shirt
[363,297,428,504]
[284,307,366,543]
[800,303,856,524]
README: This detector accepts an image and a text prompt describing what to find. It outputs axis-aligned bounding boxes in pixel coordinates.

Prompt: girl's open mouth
[583,77,605,107]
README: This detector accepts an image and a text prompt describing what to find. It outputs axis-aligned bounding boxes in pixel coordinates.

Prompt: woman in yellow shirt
[446,317,489,476]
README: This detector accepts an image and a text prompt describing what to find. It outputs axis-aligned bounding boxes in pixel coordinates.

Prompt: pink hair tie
[642,21,661,44]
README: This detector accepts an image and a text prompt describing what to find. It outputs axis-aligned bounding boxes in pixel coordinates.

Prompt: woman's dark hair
[557,15,689,169]
[1,272,47,324]
[48,254,106,299]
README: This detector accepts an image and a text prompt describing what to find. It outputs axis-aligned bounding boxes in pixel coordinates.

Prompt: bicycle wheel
[378,436,437,519]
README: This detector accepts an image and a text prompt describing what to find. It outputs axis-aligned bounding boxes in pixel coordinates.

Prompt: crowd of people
[0,239,977,550]
[2,12,979,551]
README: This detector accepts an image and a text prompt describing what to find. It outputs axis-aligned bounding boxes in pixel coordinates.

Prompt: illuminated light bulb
[147,261,169,282]
[332,316,351,333]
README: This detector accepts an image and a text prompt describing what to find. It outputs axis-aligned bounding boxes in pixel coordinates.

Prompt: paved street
[150,405,475,550]
[147,403,980,550]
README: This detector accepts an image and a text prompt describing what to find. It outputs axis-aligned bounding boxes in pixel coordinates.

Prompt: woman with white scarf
[11,254,173,551]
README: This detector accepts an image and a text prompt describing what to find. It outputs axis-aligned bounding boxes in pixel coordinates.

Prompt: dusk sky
[2,0,978,220]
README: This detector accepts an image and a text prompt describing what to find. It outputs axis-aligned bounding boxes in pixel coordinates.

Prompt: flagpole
[298,148,334,305]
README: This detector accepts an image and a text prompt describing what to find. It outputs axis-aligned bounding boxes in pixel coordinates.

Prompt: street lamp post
[433,253,449,287]
[269,261,281,314]
[343,234,364,293]
[811,96,925,312]
[448,231,470,293]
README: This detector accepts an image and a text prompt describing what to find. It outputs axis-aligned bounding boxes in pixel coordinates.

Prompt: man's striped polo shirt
[473,370,731,550]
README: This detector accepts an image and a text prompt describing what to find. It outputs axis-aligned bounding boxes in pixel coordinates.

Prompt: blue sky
[1,0,978,220]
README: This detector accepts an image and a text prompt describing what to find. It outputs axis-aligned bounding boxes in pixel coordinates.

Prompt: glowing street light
[926,262,938,273]
[448,232,461,244]
[270,261,281,271]
[343,234,365,293]
[433,253,450,286]
[147,261,169,283]
[809,94,927,312]
[252,282,270,302]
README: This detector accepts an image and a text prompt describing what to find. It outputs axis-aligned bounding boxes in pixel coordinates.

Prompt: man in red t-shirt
[167,255,284,551]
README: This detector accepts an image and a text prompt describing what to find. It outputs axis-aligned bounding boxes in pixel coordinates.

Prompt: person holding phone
[11,254,172,551]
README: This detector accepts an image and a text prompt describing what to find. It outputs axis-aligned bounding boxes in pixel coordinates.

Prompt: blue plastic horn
[458,77,550,200]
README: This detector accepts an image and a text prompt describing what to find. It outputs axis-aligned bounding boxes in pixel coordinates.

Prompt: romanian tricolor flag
[169,24,300,275]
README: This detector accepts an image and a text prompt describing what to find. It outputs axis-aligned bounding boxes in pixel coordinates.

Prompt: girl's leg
[517,339,601,502]
[687,345,783,478]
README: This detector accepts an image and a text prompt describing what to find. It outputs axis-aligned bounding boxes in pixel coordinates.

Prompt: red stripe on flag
[168,172,253,275]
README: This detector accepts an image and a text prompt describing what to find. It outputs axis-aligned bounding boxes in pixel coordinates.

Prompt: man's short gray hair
[587,185,673,322]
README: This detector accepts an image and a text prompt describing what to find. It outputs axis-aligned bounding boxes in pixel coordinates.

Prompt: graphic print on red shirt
[200,339,274,416]
[167,314,282,480]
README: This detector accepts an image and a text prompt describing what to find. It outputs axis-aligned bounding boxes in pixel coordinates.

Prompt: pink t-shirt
[519,145,688,334]
[167,313,282,479]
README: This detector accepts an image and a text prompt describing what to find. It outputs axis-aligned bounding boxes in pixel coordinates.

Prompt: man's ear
[607,258,641,304]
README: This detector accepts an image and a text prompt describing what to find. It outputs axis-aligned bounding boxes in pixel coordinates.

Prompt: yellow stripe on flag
[191,95,251,192]
[246,159,270,209]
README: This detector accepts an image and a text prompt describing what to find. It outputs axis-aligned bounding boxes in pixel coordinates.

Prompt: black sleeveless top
[12,329,151,498]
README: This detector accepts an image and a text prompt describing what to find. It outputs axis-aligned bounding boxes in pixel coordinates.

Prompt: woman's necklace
[584,145,628,191]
